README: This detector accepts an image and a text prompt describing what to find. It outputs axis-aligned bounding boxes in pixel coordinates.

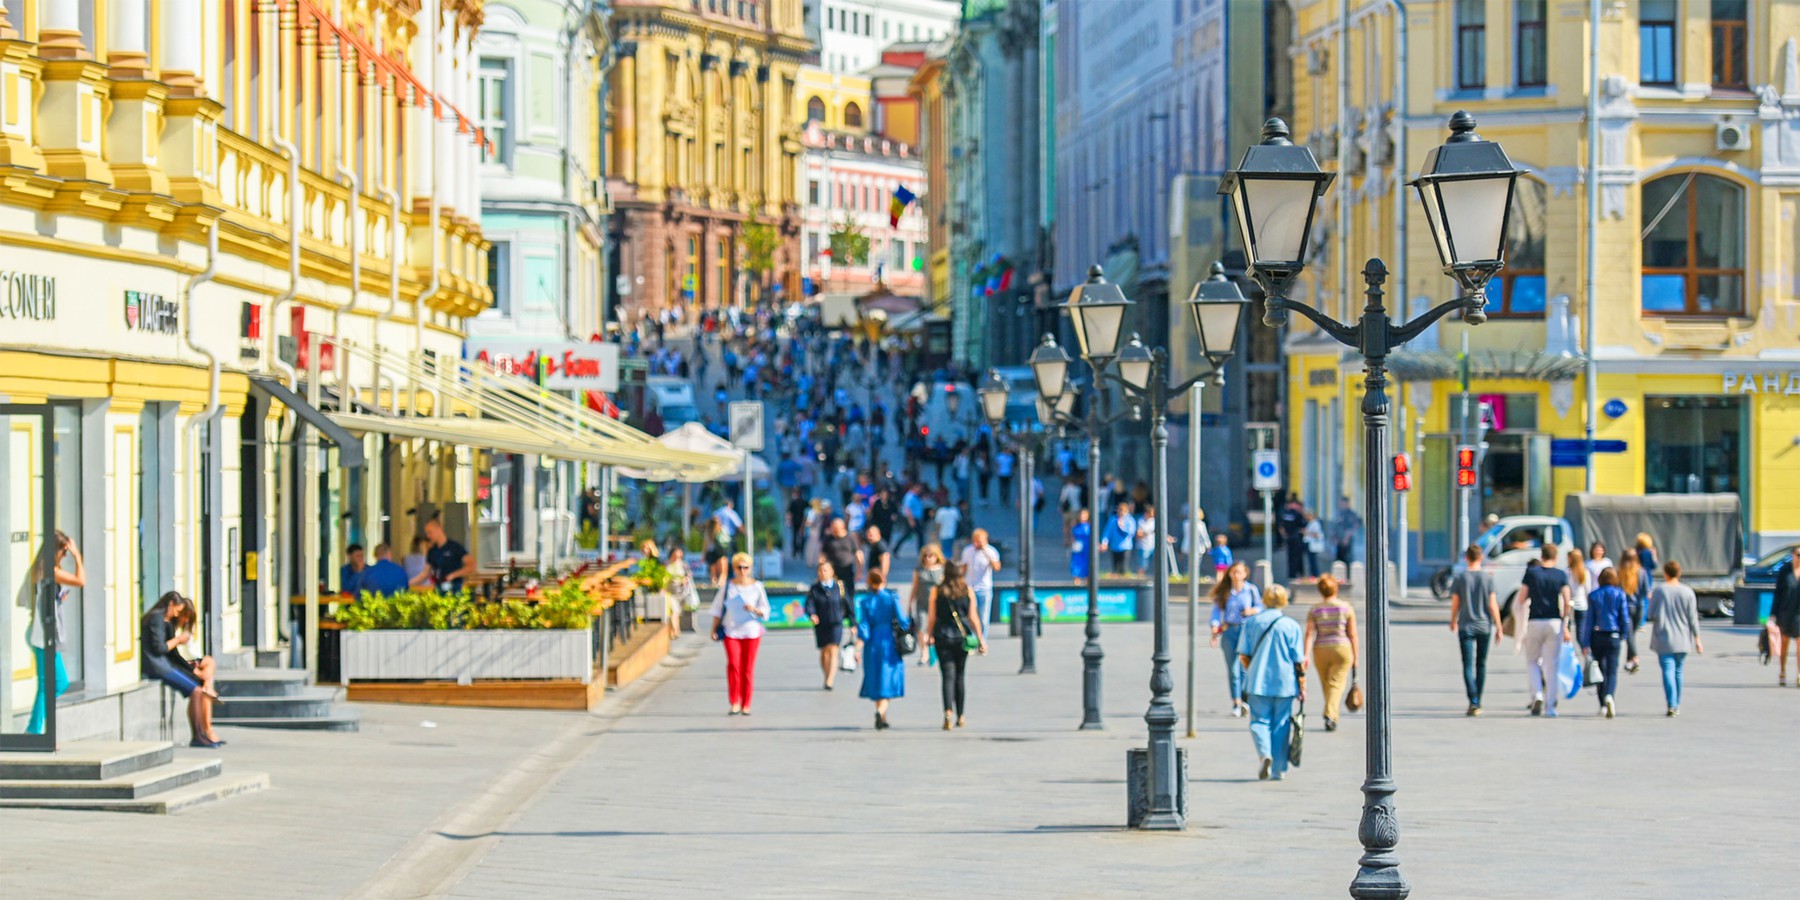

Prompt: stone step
[214,668,314,698]
[213,688,342,719]
[0,757,222,801]
[0,741,173,782]
[0,770,270,814]
[216,712,360,732]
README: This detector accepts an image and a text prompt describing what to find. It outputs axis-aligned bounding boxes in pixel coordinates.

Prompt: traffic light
[1391,453,1412,492]
[1455,445,1478,487]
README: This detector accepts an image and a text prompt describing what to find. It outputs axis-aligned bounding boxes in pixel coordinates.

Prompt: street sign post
[1252,449,1281,570]
[729,401,764,562]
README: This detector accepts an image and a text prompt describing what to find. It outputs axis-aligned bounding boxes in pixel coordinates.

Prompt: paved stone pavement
[6,598,1790,898]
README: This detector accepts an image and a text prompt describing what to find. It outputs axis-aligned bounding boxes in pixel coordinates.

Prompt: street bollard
[1331,560,1349,584]
[1252,559,1274,590]
[1017,597,1039,674]
[1349,562,1367,595]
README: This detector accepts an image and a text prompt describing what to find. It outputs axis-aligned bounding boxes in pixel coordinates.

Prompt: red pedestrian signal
[1391,454,1411,492]
[1455,445,1478,488]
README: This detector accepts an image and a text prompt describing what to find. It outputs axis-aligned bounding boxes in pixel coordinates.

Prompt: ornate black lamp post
[1222,111,1517,898]
[1059,264,1248,830]
[978,366,1070,674]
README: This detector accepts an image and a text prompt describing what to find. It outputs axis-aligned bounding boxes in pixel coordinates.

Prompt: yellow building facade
[606,0,810,314]
[0,0,491,742]
[797,66,873,132]
[1284,0,1800,570]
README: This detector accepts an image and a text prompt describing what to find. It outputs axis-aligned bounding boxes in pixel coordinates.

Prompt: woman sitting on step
[141,592,224,748]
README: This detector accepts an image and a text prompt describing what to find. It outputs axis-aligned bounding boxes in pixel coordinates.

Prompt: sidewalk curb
[349,635,705,899]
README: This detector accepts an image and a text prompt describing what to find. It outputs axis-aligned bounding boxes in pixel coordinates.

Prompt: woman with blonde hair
[1303,576,1359,732]
[1238,584,1305,780]
[1634,532,1659,575]
[1208,560,1263,717]
[709,552,771,715]
[910,543,947,666]
[1566,549,1590,645]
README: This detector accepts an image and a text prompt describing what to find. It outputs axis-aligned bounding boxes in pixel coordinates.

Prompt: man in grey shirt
[1448,543,1502,716]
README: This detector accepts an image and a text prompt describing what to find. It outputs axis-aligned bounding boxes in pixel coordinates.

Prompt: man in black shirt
[1512,545,1572,716]
[863,525,891,582]
[821,517,862,588]
[418,518,474,594]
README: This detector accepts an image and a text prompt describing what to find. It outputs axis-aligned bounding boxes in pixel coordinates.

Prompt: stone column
[36,0,84,59]
[158,0,203,95]
[107,0,150,78]
[615,43,637,184]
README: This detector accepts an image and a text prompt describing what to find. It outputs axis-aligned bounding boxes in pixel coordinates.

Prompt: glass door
[2,405,59,750]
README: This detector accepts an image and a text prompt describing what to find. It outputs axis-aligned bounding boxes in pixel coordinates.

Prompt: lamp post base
[1125,746,1187,829]
[1078,638,1104,729]
[1017,599,1039,674]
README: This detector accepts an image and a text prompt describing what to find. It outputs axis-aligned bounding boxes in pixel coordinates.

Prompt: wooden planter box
[342,629,595,684]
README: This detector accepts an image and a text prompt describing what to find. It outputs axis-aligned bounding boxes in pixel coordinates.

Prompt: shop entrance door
[1645,396,1744,494]
[1,405,60,750]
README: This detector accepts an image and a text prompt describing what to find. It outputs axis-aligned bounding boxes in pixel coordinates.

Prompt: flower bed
[338,584,601,683]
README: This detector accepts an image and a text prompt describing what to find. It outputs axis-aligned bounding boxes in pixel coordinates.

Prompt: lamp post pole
[1225,112,1517,899]
[1016,436,1038,674]
[1185,380,1204,739]
[1081,420,1104,728]
[1140,348,1181,829]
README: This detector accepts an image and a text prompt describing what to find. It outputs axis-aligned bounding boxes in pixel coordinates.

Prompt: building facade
[1285,0,1800,572]
[1050,0,1277,532]
[798,123,929,304]
[944,0,1042,370]
[605,0,811,319]
[802,0,957,76]
[909,44,953,318]
[0,0,491,741]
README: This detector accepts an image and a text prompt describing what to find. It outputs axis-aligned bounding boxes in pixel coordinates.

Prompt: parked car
[1430,515,1576,610]
[1730,543,1799,623]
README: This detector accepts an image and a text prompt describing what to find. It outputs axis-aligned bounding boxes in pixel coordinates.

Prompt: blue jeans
[1658,652,1688,709]
[27,646,70,735]
[1220,624,1244,703]
[1457,632,1492,707]
[972,586,993,628]
[143,655,201,697]
[1247,693,1296,777]
[1590,633,1623,704]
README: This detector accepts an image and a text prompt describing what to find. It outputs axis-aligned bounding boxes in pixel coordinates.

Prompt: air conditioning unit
[1717,121,1750,152]
[1306,46,1328,75]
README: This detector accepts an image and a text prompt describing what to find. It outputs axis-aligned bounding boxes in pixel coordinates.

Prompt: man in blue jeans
[1447,543,1501,716]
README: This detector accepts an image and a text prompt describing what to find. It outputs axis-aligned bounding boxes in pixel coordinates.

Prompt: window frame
[1710,1,1748,90]
[1640,173,1747,318]
[477,58,513,166]
[1639,1,1678,87]
[1515,0,1547,88]
[1455,0,1486,91]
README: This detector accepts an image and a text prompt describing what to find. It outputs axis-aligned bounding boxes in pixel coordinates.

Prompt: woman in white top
[1566,549,1590,645]
[709,552,772,716]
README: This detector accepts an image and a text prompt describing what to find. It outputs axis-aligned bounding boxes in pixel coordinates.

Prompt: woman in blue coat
[857,568,911,729]
[1069,508,1092,582]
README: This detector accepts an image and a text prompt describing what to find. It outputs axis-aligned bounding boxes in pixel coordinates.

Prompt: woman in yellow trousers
[1303,576,1359,732]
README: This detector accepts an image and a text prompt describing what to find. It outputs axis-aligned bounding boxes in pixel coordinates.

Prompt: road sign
[1251,449,1281,491]
[729,401,764,451]
[1391,453,1412,492]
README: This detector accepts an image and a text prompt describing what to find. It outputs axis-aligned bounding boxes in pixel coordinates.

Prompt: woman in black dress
[923,562,987,729]
[805,559,855,689]
[141,592,224,747]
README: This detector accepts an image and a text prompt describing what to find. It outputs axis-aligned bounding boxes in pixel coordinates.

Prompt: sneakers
[1603,696,1616,718]
[1666,707,1679,717]
[1466,704,1481,717]
[1323,717,1337,732]
[1626,659,1640,674]
[1258,757,1273,781]
[1530,697,1545,717]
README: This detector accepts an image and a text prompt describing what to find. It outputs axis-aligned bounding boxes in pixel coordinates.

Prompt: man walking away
[893,484,927,554]
[1448,544,1501,716]
[960,528,1002,626]
[1514,545,1572,717]
[1329,496,1362,567]
[713,499,745,555]
[1280,495,1307,580]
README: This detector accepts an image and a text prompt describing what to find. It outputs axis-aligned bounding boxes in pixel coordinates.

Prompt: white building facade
[804,0,959,75]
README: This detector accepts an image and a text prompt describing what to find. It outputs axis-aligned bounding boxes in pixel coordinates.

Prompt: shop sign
[466,339,620,392]
[239,301,262,361]
[123,289,179,334]
[1721,372,1800,395]
[1308,369,1337,387]
[0,271,56,320]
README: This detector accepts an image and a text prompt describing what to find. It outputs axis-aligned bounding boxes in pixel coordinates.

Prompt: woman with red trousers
[710,552,772,715]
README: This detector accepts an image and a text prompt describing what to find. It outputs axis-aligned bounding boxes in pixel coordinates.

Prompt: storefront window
[1645,396,1743,494]
[1,404,80,746]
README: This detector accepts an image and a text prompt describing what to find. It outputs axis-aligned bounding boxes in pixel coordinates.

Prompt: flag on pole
[888,184,917,227]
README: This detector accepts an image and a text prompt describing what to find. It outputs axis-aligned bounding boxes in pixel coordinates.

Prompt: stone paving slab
[442,605,1794,898]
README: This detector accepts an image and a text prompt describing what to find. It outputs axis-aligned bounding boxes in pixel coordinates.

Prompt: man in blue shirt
[339,544,368,596]
[360,544,411,596]
[713,499,745,553]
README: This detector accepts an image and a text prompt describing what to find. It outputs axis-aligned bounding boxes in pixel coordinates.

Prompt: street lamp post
[979,370,1071,675]
[1222,112,1517,898]
[1059,264,1248,831]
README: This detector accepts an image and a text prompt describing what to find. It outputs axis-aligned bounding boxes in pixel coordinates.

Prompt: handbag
[890,593,917,656]
[1585,655,1605,685]
[1287,696,1305,768]
[1557,640,1585,699]
[950,594,981,652]
[1345,666,1364,713]
[839,632,859,671]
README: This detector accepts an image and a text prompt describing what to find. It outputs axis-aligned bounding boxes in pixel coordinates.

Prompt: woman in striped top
[1303,576,1359,732]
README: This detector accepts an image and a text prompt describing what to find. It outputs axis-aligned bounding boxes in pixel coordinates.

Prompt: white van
[645,376,699,429]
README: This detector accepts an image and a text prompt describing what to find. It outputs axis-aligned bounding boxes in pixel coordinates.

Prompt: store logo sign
[124,290,179,334]
[0,271,56,320]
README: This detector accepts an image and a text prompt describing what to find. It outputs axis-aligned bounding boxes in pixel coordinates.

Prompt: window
[685,236,699,301]
[1516,0,1547,87]
[487,242,511,312]
[806,96,825,122]
[1456,0,1485,90]
[889,240,905,271]
[477,59,511,164]
[808,179,819,205]
[1640,0,1677,86]
[1711,0,1748,89]
[807,231,821,260]
[1486,178,1547,317]
[883,21,889,40]
[844,101,863,129]
[1641,173,1745,316]
[827,7,835,29]
[716,238,730,305]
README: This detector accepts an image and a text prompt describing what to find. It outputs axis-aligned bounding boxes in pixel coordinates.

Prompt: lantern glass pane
[1079,303,1126,360]
[1032,356,1068,400]
[1119,357,1153,391]
[1191,301,1244,358]
[1243,177,1318,264]
[1438,176,1510,264]
[980,388,1008,424]
[1416,181,1453,265]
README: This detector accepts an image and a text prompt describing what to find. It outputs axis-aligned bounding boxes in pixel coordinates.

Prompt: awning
[616,422,768,483]
[304,337,734,479]
[247,375,367,469]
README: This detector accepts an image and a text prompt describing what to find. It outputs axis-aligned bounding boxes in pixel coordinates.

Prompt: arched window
[1486,177,1547,317]
[806,96,825,122]
[1641,173,1745,316]
[843,102,863,129]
